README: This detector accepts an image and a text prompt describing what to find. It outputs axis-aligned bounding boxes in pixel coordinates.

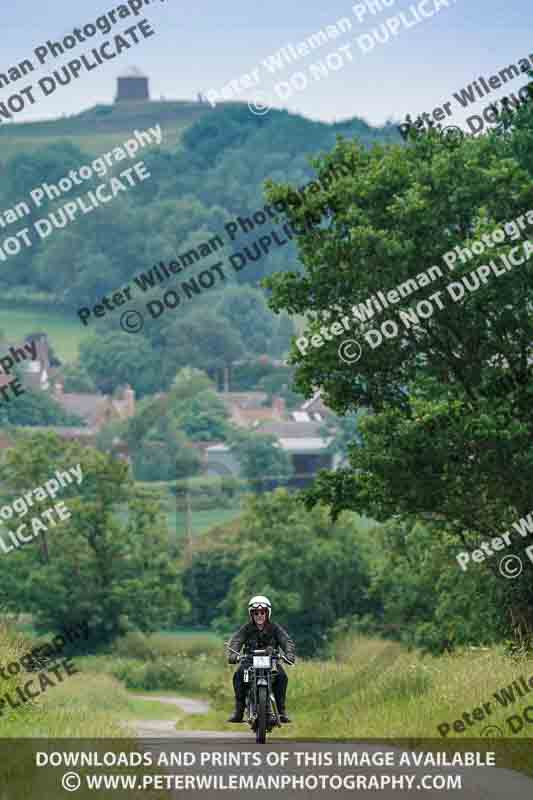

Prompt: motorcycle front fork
[244,674,280,726]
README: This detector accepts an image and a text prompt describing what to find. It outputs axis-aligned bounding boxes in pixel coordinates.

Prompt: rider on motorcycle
[226,595,296,724]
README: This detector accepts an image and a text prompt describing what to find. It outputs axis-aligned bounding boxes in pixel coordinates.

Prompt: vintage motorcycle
[227,645,292,743]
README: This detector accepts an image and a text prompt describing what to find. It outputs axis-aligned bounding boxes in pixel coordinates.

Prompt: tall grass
[81,631,226,696]
[0,307,92,362]
[176,634,533,745]
[0,620,171,798]
[0,617,133,737]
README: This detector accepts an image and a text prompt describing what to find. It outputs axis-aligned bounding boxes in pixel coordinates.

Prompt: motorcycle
[227,645,292,744]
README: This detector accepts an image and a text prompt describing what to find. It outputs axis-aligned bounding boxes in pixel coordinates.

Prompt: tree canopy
[0,432,187,641]
[264,87,533,642]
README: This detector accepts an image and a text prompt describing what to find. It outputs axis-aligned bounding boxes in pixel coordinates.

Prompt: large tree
[228,428,293,492]
[0,386,84,427]
[264,91,533,639]
[161,309,246,380]
[220,490,373,655]
[216,286,276,355]
[0,432,187,641]
[80,332,160,396]
[167,368,231,442]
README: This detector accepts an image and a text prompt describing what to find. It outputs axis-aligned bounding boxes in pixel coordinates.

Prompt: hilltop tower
[115,67,149,102]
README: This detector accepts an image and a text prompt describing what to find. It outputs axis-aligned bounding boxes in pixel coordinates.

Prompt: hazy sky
[1,0,531,129]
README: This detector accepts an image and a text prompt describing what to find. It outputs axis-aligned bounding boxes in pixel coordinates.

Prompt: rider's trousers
[233,664,288,708]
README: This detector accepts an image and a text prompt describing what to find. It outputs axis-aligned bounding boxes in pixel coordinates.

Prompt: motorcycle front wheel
[256,686,268,744]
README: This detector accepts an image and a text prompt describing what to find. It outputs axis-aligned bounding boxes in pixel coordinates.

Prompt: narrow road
[123,694,533,799]
[122,692,249,740]
[134,694,209,714]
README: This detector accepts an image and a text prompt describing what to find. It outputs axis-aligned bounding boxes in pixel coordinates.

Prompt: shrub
[143,661,186,690]
[113,631,222,662]
[110,658,186,690]
[0,618,40,730]
[114,632,156,661]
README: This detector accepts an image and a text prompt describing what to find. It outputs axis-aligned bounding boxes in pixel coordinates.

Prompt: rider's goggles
[252,607,267,615]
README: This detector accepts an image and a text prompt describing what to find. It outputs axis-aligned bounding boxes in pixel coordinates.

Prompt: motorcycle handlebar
[280,652,295,665]
[226,643,294,665]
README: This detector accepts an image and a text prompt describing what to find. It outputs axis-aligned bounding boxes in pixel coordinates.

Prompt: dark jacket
[227,621,296,664]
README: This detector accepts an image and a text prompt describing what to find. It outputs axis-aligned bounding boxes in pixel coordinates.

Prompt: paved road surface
[123,692,250,741]
[123,693,533,799]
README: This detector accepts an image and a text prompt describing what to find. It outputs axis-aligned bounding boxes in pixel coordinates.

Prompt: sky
[0,0,531,130]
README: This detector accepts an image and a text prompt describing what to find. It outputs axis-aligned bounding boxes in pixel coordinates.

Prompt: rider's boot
[227,700,245,723]
[274,679,291,723]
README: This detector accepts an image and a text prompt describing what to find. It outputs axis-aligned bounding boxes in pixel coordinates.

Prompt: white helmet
[248,595,272,622]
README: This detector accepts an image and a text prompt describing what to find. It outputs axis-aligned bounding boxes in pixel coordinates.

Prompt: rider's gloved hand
[228,654,240,665]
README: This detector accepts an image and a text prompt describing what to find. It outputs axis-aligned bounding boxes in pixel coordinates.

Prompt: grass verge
[174,634,533,777]
[0,307,92,362]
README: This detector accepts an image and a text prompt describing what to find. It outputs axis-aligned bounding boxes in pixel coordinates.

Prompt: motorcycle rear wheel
[256,686,268,744]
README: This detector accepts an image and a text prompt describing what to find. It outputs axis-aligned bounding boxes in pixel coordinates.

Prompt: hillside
[176,633,533,750]
[0,103,400,314]
[0,104,401,386]
[0,98,399,162]
[0,99,231,160]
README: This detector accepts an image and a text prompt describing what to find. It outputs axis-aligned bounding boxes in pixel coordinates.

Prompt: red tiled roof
[54,393,109,426]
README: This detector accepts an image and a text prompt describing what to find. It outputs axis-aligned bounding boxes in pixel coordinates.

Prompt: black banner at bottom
[0,738,532,798]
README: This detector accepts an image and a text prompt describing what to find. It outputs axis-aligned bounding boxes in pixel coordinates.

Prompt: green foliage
[111,658,186,690]
[271,313,296,357]
[0,308,91,362]
[161,309,246,374]
[361,518,507,654]
[216,286,276,355]
[182,546,241,627]
[264,97,533,646]
[167,369,231,442]
[106,630,224,693]
[117,369,230,481]
[228,429,293,491]
[0,432,188,642]
[257,364,304,410]
[181,105,270,168]
[94,416,125,449]
[132,425,201,482]
[230,360,280,391]
[217,490,374,656]
[113,630,221,660]
[59,362,97,393]
[0,387,84,427]
[0,620,36,728]
[0,107,398,312]
[80,333,160,397]
[174,477,235,510]
[321,409,365,461]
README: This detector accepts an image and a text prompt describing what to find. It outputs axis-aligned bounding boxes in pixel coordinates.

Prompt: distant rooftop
[117,66,147,78]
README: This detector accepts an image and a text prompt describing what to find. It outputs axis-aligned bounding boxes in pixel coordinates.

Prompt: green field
[0,100,239,161]
[0,307,90,362]
[114,499,243,543]
[173,633,533,777]
[168,506,243,538]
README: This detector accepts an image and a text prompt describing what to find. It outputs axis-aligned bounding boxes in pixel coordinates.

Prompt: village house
[205,390,342,487]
